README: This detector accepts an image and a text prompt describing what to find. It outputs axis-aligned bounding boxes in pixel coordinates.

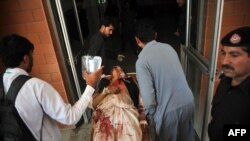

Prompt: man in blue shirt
[134,18,195,141]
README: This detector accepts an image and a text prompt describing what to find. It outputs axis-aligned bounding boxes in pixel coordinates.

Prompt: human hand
[177,0,186,7]
[117,54,125,62]
[140,120,148,133]
[146,114,156,141]
[83,66,104,88]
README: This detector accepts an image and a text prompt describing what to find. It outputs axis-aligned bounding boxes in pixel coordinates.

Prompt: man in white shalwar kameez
[0,34,103,141]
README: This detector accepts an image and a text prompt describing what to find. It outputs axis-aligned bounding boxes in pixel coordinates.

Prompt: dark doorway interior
[101,0,183,72]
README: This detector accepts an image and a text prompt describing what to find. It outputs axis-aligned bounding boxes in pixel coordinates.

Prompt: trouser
[156,102,195,141]
[147,115,156,141]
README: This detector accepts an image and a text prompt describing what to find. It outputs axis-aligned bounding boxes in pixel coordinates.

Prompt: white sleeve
[37,80,95,125]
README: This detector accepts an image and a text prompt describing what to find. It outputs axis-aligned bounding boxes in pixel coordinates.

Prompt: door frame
[181,0,224,140]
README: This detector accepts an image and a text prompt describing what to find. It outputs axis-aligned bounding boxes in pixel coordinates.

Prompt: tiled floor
[61,123,92,141]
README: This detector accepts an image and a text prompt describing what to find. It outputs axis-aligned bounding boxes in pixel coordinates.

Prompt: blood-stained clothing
[90,79,142,141]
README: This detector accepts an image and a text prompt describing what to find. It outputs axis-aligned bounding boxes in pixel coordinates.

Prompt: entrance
[180,0,224,140]
[44,0,224,140]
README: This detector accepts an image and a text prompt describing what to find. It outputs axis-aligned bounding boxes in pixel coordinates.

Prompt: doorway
[43,0,224,141]
[180,0,224,141]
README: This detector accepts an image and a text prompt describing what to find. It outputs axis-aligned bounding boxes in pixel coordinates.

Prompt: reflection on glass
[186,57,208,139]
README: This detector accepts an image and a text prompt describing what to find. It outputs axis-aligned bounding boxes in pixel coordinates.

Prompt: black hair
[100,16,115,27]
[134,18,156,44]
[0,34,34,68]
[75,0,83,2]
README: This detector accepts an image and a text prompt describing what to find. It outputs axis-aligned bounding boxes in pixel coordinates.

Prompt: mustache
[221,64,234,70]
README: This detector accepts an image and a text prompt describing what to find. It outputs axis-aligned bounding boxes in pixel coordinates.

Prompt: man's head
[220,26,250,82]
[134,18,156,48]
[111,66,127,80]
[0,34,34,72]
[100,16,115,37]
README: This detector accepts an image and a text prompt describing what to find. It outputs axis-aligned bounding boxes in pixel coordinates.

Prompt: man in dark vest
[208,26,250,141]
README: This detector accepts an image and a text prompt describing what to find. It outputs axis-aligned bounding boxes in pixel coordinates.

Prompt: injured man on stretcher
[88,66,148,141]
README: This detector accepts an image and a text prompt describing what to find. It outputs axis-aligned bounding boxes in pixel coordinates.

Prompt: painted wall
[218,0,250,72]
[0,0,68,112]
[201,0,250,93]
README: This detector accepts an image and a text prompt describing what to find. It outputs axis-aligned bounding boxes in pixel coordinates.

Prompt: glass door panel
[44,0,101,123]
[182,0,222,140]
[186,57,209,139]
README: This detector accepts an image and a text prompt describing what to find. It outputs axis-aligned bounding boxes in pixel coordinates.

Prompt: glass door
[44,0,101,124]
[180,0,224,140]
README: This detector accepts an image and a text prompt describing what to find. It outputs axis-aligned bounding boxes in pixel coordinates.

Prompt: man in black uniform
[208,26,250,141]
[88,16,124,75]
